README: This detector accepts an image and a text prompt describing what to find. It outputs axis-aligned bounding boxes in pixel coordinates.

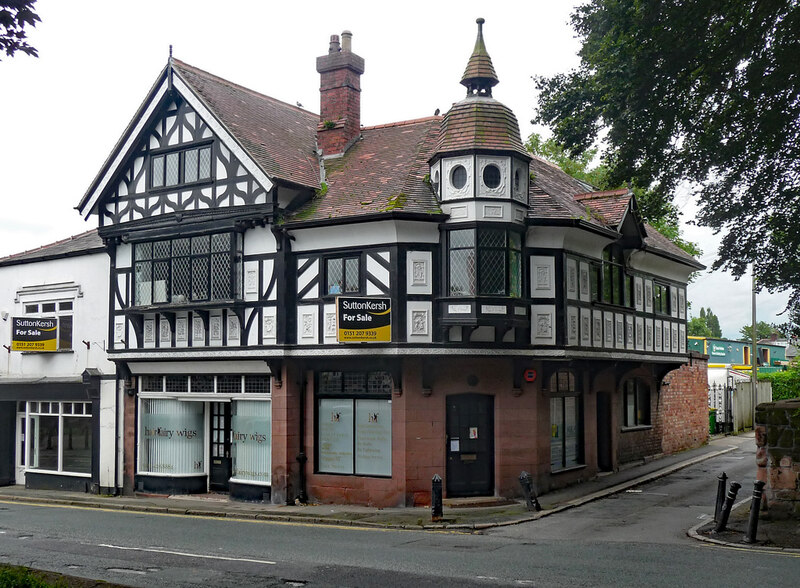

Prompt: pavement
[0,432,797,552]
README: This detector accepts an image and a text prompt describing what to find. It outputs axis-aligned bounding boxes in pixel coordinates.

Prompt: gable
[78,61,275,223]
[99,97,271,226]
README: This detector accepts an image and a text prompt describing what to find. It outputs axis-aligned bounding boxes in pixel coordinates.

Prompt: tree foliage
[0,1,39,60]
[739,321,784,342]
[534,0,800,336]
[760,366,800,401]
[688,307,722,337]
[526,132,700,257]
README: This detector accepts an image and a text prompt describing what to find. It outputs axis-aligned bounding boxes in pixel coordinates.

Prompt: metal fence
[708,380,772,433]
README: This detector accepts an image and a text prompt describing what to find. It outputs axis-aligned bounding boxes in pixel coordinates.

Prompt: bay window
[133,232,242,306]
[447,227,522,297]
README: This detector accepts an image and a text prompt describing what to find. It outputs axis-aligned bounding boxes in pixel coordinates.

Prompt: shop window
[133,232,242,306]
[231,400,271,485]
[549,371,583,471]
[447,227,522,297]
[325,255,360,295]
[139,399,204,474]
[22,300,73,351]
[623,379,651,427]
[26,402,91,474]
[316,371,393,476]
[139,374,270,395]
[151,144,212,189]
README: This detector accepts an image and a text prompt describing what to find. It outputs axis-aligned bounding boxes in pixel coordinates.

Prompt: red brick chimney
[316,30,365,157]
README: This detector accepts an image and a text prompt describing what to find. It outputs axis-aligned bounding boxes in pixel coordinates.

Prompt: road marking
[0,499,461,535]
[700,543,800,558]
[97,543,277,565]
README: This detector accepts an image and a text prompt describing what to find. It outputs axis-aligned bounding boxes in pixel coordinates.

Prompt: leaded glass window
[447,227,523,297]
[150,144,213,189]
[325,256,360,295]
[133,232,241,306]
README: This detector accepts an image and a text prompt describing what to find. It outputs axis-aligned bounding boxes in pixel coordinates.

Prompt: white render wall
[0,251,113,378]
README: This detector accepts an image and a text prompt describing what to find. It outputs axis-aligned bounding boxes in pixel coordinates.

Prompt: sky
[0,0,790,340]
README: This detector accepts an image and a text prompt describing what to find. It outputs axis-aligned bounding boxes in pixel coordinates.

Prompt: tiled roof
[574,189,632,225]
[288,117,443,223]
[461,18,498,91]
[172,60,320,189]
[527,157,607,228]
[434,96,529,157]
[642,222,704,266]
[0,229,104,266]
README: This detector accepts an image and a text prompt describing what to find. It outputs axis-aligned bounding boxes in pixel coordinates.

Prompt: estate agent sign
[11,317,58,351]
[336,297,391,342]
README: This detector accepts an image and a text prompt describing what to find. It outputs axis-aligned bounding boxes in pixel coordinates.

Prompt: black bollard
[519,471,542,512]
[743,480,767,543]
[713,481,741,533]
[714,472,728,522]
[431,474,443,521]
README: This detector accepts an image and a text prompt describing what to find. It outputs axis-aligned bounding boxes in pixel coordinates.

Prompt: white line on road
[96,543,277,565]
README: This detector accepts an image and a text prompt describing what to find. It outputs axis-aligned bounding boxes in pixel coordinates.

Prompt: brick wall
[660,353,709,455]
[755,398,800,519]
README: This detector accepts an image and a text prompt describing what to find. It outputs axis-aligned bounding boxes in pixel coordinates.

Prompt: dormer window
[151,144,212,189]
[432,170,440,196]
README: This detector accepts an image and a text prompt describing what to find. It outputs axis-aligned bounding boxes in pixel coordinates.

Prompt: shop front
[131,369,272,501]
[0,378,105,493]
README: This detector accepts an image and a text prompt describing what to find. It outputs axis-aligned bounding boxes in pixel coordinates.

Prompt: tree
[534,1,800,336]
[688,307,723,337]
[739,321,783,342]
[687,317,712,338]
[1,1,40,60]
[526,133,700,257]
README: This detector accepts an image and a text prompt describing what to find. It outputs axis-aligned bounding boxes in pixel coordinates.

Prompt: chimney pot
[329,34,341,54]
[341,30,352,52]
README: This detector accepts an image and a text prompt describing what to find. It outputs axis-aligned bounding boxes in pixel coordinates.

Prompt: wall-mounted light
[0,310,8,321]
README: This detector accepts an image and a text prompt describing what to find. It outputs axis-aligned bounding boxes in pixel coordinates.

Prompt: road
[0,436,797,587]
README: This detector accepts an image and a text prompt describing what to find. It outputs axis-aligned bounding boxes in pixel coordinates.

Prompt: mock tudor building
[73,20,706,506]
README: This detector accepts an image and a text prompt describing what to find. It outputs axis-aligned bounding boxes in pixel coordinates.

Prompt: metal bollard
[714,472,728,522]
[713,481,741,533]
[431,474,443,521]
[743,480,767,543]
[519,471,542,512]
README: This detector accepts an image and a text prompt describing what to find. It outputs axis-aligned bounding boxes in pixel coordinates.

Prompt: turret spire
[460,18,499,96]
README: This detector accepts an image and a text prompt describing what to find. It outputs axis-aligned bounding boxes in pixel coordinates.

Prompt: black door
[446,394,494,497]
[209,402,232,491]
[0,402,14,486]
[596,391,613,472]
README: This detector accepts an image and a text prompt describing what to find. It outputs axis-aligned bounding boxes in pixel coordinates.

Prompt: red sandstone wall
[659,354,709,455]
[122,386,135,495]
[755,399,800,519]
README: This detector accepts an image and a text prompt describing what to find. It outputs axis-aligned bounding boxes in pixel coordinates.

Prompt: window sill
[621,425,653,432]
[551,464,586,475]
[24,469,90,477]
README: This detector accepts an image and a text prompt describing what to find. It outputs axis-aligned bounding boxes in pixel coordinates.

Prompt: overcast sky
[0,0,789,339]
